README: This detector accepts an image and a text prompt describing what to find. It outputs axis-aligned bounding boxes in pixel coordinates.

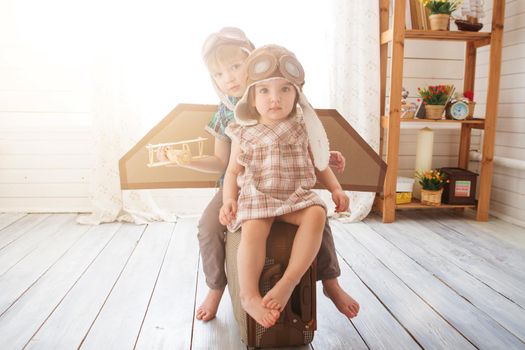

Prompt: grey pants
[197,188,341,290]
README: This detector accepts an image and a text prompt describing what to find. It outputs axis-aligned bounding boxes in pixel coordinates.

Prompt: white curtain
[77,46,178,225]
[76,2,181,225]
[328,0,380,222]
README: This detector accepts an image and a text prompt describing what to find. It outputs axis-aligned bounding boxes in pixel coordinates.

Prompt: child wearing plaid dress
[159,29,359,324]
[219,45,350,328]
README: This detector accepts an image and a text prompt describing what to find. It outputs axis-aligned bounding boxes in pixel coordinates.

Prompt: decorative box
[440,167,478,205]
[396,177,414,204]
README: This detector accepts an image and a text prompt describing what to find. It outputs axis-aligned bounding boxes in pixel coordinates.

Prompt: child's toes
[268,300,280,310]
[270,309,280,321]
[263,310,280,327]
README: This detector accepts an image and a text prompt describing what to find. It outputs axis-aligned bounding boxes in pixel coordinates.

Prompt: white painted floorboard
[135,219,199,350]
[0,214,50,251]
[25,224,144,350]
[0,213,27,231]
[79,222,174,350]
[0,212,524,349]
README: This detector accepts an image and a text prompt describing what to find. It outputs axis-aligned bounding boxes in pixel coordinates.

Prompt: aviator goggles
[246,48,305,88]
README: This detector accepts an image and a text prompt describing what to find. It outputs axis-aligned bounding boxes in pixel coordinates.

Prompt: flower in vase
[418,85,453,105]
[419,0,464,15]
[415,169,449,191]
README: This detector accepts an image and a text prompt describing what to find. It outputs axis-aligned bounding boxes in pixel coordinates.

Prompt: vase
[429,14,450,31]
[425,104,445,120]
[420,188,443,206]
[467,101,476,119]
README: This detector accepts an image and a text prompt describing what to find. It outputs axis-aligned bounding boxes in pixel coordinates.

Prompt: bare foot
[196,287,225,322]
[322,278,360,319]
[241,295,280,328]
[261,276,297,311]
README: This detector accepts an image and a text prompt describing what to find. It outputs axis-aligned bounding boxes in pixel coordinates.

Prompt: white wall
[474,0,525,224]
[0,48,94,212]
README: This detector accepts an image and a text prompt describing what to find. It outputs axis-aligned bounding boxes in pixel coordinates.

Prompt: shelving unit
[376,0,505,223]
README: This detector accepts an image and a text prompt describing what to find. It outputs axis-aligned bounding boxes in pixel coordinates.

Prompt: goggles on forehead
[247,52,305,87]
[202,27,253,59]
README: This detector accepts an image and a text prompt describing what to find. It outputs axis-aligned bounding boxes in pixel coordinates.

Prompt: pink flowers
[417,84,453,105]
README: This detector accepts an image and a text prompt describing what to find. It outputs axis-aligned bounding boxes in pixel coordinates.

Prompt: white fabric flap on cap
[298,93,330,170]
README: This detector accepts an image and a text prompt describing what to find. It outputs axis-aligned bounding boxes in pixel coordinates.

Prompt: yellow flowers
[415,169,448,190]
[418,0,464,14]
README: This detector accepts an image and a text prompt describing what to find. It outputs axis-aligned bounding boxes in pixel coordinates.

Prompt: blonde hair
[205,44,249,73]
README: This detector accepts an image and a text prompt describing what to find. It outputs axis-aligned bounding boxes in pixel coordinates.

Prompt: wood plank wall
[0,34,93,212]
[476,0,525,222]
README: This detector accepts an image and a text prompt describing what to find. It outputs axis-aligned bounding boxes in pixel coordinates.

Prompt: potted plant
[415,169,448,205]
[419,0,464,30]
[417,85,453,119]
[463,90,475,119]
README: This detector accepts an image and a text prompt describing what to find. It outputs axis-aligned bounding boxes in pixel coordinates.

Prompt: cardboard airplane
[119,104,386,192]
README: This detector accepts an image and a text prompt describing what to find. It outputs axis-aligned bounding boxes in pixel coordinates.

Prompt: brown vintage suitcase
[225,222,317,348]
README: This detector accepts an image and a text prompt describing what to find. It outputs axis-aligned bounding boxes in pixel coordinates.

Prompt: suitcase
[225,222,317,348]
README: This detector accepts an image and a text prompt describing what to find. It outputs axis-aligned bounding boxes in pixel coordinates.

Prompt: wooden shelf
[373,196,477,211]
[396,199,477,209]
[405,29,491,42]
[380,116,485,129]
[381,29,491,47]
[378,0,505,223]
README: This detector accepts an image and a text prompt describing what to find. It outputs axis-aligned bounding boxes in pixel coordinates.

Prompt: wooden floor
[1,211,525,350]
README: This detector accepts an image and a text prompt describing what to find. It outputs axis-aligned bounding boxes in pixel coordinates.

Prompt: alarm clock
[446,100,469,120]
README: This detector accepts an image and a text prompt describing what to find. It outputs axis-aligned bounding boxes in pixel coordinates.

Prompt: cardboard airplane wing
[119,104,386,192]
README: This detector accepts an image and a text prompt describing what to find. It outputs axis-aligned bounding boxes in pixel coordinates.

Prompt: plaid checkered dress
[225,116,326,232]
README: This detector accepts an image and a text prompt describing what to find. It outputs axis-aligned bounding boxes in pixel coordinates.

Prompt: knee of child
[309,205,327,224]
[196,222,210,240]
[197,220,224,241]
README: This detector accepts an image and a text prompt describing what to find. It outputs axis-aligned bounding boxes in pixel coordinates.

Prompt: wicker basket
[429,14,450,31]
[425,104,445,120]
[420,188,443,206]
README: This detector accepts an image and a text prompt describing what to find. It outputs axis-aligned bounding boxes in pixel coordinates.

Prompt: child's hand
[156,146,169,162]
[219,199,237,225]
[332,189,349,212]
[329,151,346,173]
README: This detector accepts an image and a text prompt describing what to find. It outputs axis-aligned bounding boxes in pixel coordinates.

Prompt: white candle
[414,127,434,199]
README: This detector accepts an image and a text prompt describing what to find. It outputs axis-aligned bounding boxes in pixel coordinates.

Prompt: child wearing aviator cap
[159,29,358,324]
[220,45,350,328]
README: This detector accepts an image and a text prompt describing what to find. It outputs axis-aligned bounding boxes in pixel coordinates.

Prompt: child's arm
[219,140,243,225]
[180,138,230,173]
[316,166,349,212]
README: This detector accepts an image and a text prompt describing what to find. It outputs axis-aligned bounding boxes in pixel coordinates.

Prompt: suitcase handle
[298,269,313,322]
